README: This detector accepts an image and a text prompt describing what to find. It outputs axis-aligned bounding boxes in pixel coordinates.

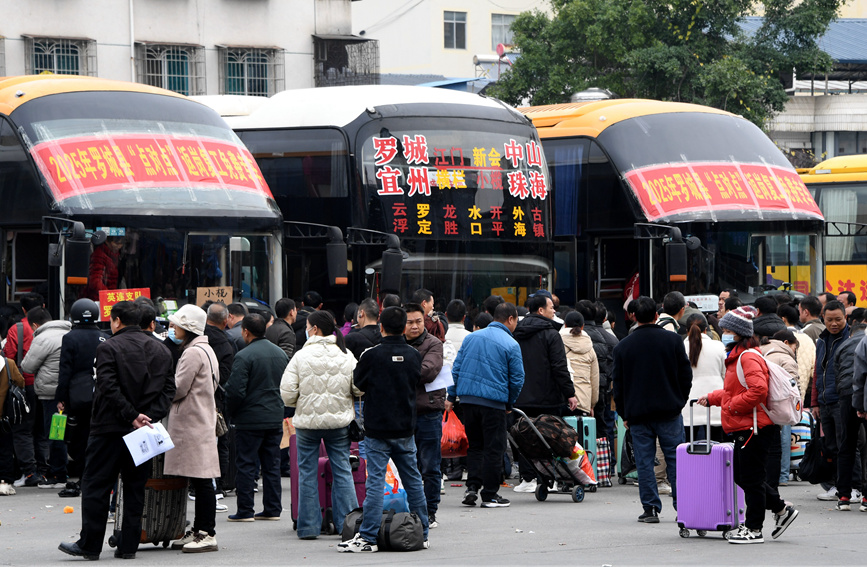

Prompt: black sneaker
[771,504,799,539]
[23,474,43,487]
[462,489,478,507]
[480,496,510,508]
[428,513,438,528]
[637,508,659,523]
[729,525,763,544]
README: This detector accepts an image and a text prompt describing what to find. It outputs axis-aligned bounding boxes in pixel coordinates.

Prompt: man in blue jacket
[447,302,524,509]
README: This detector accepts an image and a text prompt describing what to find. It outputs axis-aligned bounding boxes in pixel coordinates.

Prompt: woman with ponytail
[280,310,361,539]
[681,313,725,442]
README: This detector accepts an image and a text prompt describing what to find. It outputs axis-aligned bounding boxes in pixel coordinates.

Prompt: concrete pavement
[0,476,864,565]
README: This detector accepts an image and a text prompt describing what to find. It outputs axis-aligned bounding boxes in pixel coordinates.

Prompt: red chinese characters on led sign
[30,134,273,202]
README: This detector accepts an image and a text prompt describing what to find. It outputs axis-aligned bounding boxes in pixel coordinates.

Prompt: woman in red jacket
[698,306,799,545]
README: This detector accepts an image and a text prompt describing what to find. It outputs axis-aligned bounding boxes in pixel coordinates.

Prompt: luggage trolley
[507,408,596,503]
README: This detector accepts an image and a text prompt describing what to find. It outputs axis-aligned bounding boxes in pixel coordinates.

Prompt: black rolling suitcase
[109,453,188,549]
[221,424,238,492]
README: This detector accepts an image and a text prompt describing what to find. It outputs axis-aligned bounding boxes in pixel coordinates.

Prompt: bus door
[595,236,639,300]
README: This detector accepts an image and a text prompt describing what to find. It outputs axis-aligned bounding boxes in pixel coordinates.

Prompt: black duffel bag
[510,414,579,459]
[798,414,835,485]
[342,508,424,551]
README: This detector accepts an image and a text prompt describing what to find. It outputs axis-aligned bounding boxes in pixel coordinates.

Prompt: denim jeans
[354,401,365,459]
[41,400,68,480]
[779,424,792,484]
[414,411,442,515]
[629,416,683,512]
[359,436,428,543]
[234,428,282,519]
[295,427,358,539]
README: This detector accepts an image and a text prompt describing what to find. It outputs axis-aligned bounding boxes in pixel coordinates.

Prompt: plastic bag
[49,412,67,441]
[384,460,403,494]
[563,442,597,485]
[441,410,469,458]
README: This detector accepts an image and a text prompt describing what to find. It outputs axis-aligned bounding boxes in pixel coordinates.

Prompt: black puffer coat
[513,314,573,410]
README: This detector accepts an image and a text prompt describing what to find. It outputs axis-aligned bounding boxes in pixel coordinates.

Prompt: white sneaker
[817,486,838,501]
[107,511,116,523]
[337,533,377,553]
[440,479,445,495]
[550,481,559,492]
[215,504,228,513]
[851,489,863,503]
[12,475,26,488]
[658,482,672,495]
[513,479,537,493]
[171,530,198,550]
[182,531,218,553]
[0,481,15,496]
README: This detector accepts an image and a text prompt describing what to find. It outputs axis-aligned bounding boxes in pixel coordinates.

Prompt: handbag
[348,395,365,442]
[195,346,228,437]
[342,508,424,551]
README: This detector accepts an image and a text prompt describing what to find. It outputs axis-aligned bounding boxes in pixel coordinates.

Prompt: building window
[491,14,517,50]
[23,36,96,76]
[218,46,284,97]
[135,43,205,96]
[0,37,6,77]
[835,131,867,156]
[444,11,467,50]
[313,35,380,88]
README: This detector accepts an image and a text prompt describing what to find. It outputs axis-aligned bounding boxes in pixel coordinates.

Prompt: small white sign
[123,422,174,467]
[685,294,719,313]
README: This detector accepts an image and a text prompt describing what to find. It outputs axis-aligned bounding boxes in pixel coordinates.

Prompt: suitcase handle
[688,399,712,455]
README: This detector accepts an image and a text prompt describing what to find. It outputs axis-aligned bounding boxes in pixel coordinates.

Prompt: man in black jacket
[340,307,429,553]
[512,294,577,493]
[753,295,787,340]
[54,299,108,496]
[293,290,322,349]
[265,298,296,359]
[613,296,692,524]
[345,298,381,360]
[405,303,444,528]
[204,303,236,494]
[59,301,175,560]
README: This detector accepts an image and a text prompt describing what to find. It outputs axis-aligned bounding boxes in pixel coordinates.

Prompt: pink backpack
[735,349,802,428]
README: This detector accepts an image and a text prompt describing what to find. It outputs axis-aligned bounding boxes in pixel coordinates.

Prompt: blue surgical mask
[721,333,736,347]
[168,327,182,345]
[305,329,310,341]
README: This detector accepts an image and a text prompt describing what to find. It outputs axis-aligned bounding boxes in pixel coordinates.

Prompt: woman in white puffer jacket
[281,310,362,540]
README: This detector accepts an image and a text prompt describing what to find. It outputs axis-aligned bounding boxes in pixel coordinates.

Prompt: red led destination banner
[30,134,273,202]
[623,162,823,221]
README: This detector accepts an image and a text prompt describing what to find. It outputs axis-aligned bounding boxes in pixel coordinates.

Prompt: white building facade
[0,0,374,95]
[352,0,549,80]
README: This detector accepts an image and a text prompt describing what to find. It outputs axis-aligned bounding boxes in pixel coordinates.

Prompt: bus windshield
[11,91,278,219]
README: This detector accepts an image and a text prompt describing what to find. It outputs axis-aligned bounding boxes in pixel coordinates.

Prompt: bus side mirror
[326,227,348,286]
[64,222,93,285]
[380,234,402,294]
[666,240,687,283]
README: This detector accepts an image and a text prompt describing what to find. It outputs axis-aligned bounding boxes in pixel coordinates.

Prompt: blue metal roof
[741,17,867,64]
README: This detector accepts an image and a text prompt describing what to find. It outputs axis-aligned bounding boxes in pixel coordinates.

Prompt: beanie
[719,305,757,338]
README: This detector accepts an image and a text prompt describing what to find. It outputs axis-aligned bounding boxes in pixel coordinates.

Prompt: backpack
[735,348,802,428]
[2,357,30,426]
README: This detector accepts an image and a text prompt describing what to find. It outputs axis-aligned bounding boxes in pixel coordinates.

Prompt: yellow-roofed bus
[0,75,281,318]
[800,155,867,306]
[520,99,824,318]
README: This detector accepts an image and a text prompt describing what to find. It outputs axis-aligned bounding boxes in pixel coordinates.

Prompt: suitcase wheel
[534,484,548,502]
[571,486,584,503]
[617,477,627,485]
[722,529,733,540]
[587,485,597,493]
[697,530,707,537]
[679,528,690,538]
[108,535,117,548]
[293,520,297,531]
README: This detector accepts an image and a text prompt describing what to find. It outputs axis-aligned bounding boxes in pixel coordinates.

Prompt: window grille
[217,46,284,96]
[135,43,205,96]
[313,36,379,87]
[24,36,96,76]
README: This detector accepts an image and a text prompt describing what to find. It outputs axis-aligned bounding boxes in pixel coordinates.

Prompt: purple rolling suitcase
[676,400,745,539]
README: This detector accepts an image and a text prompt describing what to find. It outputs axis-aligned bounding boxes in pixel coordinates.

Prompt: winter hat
[168,304,207,336]
[719,305,757,338]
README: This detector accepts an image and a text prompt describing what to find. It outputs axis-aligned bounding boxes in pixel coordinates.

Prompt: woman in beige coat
[560,312,599,416]
[164,304,221,553]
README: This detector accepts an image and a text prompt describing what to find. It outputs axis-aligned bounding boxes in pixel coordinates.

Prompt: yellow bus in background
[800,155,867,306]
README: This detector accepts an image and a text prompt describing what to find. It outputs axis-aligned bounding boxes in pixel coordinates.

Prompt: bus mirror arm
[634,223,701,285]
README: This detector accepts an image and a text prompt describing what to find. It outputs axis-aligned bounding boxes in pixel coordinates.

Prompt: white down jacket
[280,334,361,430]
[21,320,72,400]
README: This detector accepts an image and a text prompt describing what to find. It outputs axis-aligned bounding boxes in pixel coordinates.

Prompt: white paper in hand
[425,364,454,392]
[123,422,174,466]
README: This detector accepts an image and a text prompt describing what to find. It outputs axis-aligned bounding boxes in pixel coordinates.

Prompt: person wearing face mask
[698,306,799,544]
[164,305,221,553]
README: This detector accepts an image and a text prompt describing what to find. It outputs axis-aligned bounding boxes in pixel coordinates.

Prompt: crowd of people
[0,285,865,555]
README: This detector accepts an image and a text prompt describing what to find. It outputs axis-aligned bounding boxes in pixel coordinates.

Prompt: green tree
[490,0,843,127]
